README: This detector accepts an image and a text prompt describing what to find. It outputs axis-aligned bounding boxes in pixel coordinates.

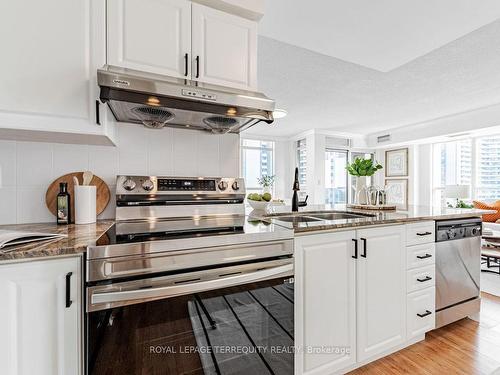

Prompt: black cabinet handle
[184,53,189,76]
[417,253,432,259]
[95,100,100,125]
[195,56,200,78]
[360,238,367,258]
[65,272,73,308]
[352,239,358,259]
[416,231,432,236]
[417,310,432,318]
[417,276,432,283]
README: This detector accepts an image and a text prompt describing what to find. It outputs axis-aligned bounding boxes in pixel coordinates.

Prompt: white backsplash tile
[0,127,239,224]
[0,187,17,224]
[148,127,174,176]
[88,145,119,186]
[118,124,149,175]
[197,134,220,176]
[52,144,89,179]
[17,142,53,186]
[0,140,17,187]
[172,129,197,176]
[17,186,54,223]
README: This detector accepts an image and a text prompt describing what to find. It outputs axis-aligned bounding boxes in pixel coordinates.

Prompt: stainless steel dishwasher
[435,218,482,328]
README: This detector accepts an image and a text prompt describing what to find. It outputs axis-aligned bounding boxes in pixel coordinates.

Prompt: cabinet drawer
[406,221,435,246]
[407,287,435,339]
[407,265,435,293]
[407,243,435,270]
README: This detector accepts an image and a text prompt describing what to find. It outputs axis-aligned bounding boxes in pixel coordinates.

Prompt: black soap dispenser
[57,182,71,225]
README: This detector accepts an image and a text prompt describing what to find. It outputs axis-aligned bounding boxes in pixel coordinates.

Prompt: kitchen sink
[273,216,322,224]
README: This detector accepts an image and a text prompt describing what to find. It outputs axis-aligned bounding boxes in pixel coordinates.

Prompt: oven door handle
[89,263,293,309]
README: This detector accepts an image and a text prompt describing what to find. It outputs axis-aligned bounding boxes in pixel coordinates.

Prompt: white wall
[374,144,430,208]
[0,124,239,224]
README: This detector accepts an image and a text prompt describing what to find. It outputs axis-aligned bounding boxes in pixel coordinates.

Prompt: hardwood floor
[350,292,500,375]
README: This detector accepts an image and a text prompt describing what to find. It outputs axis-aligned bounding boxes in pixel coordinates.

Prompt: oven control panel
[116,175,245,195]
[158,178,216,191]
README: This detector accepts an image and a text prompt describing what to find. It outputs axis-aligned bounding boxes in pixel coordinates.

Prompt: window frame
[240,138,276,193]
[431,134,500,205]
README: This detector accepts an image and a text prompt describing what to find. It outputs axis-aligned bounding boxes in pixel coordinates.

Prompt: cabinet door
[295,231,357,375]
[356,225,406,361]
[108,0,192,78]
[0,257,81,375]
[192,3,257,90]
[0,0,114,143]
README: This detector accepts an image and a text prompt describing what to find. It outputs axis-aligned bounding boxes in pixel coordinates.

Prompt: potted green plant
[257,175,275,195]
[345,158,383,204]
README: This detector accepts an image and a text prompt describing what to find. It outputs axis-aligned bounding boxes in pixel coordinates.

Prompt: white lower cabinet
[295,230,357,375]
[407,288,436,340]
[296,224,435,375]
[0,257,82,375]
[356,225,406,361]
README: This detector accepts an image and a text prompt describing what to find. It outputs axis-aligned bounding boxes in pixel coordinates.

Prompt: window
[241,139,275,192]
[296,139,307,196]
[477,135,500,199]
[432,140,472,206]
[325,149,348,204]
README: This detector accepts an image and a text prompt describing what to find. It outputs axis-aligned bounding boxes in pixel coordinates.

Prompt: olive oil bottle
[57,182,71,225]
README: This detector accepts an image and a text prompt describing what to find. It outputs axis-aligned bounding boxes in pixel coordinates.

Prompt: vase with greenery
[257,175,275,194]
[345,158,383,204]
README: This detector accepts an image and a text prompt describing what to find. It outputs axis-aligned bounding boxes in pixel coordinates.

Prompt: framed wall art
[385,148,408,177]
[385,179,408,211]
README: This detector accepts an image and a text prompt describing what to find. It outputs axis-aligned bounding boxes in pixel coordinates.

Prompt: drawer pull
[417,310,432,318]
[416,253,432,259]
[416,231,432,236]
[417,276,432,283]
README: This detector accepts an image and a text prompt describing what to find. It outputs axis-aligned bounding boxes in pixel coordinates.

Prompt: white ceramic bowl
[247,199,271,212]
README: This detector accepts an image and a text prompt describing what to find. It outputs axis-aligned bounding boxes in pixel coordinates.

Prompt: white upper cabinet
[295,231,357,375]
[107,0,258,90]
[192,3,257,90]
[0,0,115,144]
[107,0,192,78]
[356,225,407,362]
[0,257,82,375]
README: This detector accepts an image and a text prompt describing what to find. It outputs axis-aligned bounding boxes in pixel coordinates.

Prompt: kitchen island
[0,205,491,375]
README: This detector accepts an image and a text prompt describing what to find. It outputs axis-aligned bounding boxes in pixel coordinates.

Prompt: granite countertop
[0,204,491,262]
[251,204,493,233]
[0,221,114,262]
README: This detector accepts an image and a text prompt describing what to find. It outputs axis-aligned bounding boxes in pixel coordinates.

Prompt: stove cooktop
[96,216,247,246]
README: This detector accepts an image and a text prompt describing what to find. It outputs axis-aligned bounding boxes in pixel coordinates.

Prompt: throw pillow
[473,200,500,222]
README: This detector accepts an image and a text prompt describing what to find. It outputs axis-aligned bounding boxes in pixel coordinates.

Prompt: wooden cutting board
[45,172,110,222]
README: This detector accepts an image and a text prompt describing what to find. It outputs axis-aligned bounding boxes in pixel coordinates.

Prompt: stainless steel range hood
[97,65,275,134]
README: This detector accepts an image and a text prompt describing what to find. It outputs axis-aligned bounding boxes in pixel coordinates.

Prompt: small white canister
[74,185,97,224]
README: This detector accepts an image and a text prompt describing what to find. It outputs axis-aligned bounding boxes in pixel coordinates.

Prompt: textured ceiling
[259,0,500,72]
[246,19,500,138]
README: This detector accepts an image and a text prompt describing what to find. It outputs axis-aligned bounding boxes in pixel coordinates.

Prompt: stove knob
[122,178,136,191]
[447,229,456,240]
[218,180,228,191]
[232,181,240,191]
[142,179,154,192]
[472,227,480,236]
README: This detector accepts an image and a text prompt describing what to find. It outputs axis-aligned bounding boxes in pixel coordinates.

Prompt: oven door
[86,259,294,375]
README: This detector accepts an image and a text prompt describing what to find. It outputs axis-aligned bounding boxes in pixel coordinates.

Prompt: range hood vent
[98,65,275,134]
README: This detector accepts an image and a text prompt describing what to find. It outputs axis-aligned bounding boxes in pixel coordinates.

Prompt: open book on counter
[0,230,66,251]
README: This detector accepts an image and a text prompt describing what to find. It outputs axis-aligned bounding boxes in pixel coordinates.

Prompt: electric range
[85,175,295,375]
